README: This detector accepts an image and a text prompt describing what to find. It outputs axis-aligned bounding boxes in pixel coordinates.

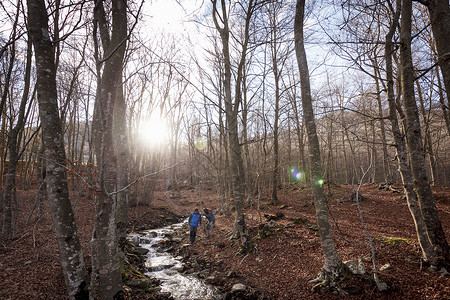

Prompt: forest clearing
[1,183,449,299]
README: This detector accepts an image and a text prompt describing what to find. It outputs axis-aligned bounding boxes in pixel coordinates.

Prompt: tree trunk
[2,34,32,237]
[212,0,252,253]
[400,0,449,267]
[422,0,450,104]
[415,80,437,185]
[27,0,89,297]
[114,78,130,243]
[90,0,128,298]
[294,0,344,288]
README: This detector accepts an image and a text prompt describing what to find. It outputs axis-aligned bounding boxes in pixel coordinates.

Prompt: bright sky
[143,0,205,36]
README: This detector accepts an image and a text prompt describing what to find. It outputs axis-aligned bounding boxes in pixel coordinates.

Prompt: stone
[125,279,151,288]
[231,283,247,293]
[344,259,366,275]
[379,263,392,272]
[135,247,149,255]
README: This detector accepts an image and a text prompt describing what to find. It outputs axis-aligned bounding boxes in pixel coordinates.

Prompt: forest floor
[0,182,449,299]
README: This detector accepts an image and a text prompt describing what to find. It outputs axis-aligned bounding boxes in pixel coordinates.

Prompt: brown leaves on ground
[0,184,449,299]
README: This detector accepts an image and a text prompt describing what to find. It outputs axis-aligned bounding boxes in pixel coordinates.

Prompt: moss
[377,236,414,245]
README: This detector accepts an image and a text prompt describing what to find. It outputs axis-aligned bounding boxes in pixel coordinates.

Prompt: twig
[355,160,388,291]
[327,198,351,243]
[32,215,45,248]
[26,180,46,225]
[109,162,186,196]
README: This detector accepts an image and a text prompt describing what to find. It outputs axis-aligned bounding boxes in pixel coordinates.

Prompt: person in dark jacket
[188,208,202,243]
[203,208,215,237]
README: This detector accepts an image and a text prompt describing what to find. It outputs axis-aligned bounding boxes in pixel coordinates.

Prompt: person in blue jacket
[188,208,202,243]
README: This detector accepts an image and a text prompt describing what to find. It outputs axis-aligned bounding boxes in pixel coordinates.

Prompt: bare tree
[416,0,450,105]
[399,0,449,268]
[211,0,256,253]
[27,0,89,297]
[294,0,344,291]
[2,33,32,237]
[90,0,129,297]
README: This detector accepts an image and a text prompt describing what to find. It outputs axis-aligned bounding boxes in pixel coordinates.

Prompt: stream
[129,221,221,300]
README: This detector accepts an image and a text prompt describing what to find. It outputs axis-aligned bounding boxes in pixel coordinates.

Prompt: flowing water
[129,222,220,300]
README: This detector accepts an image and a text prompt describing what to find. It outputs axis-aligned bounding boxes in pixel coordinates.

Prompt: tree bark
[294,0,343,287]
[420,0,450,104]
[212,0,252,253]
[2,34,32,237]
[27,0,89,297]
[90,0,128,298]
[400,0,449,266]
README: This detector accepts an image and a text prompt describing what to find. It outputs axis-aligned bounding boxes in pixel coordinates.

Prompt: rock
[293,217,308,224]
[129,236,140,245]
[204,250,210,256]
[231,283,247,293]
[172,237,183,243]
[198,269,210,278]
[147,232,158,238]
[135,247,149,255]
[379,263,392,272]
[344,259,366,275]
[125,279,152,288]
[226,270,237,278]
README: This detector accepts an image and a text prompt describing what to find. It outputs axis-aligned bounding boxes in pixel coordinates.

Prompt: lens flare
[195,137,207,151]
[290,167,304,181]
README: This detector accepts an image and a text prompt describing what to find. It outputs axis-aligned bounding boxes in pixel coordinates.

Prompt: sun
[138,113,169,148]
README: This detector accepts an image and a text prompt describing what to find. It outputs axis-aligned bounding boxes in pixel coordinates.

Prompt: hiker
[188,208,202,243]
[203,208,215,237]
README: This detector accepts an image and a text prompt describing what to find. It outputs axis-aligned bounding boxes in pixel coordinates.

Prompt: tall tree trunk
[115,78,130,243]
[415,80,437,185]
[373,62,391,183]
[90,0,128,298]
[420,0,450,104]
[294,0,344,289]
[400,0,449,267]
[2,34,32,237]
[212,0,252,253]
[27,0,89,297]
